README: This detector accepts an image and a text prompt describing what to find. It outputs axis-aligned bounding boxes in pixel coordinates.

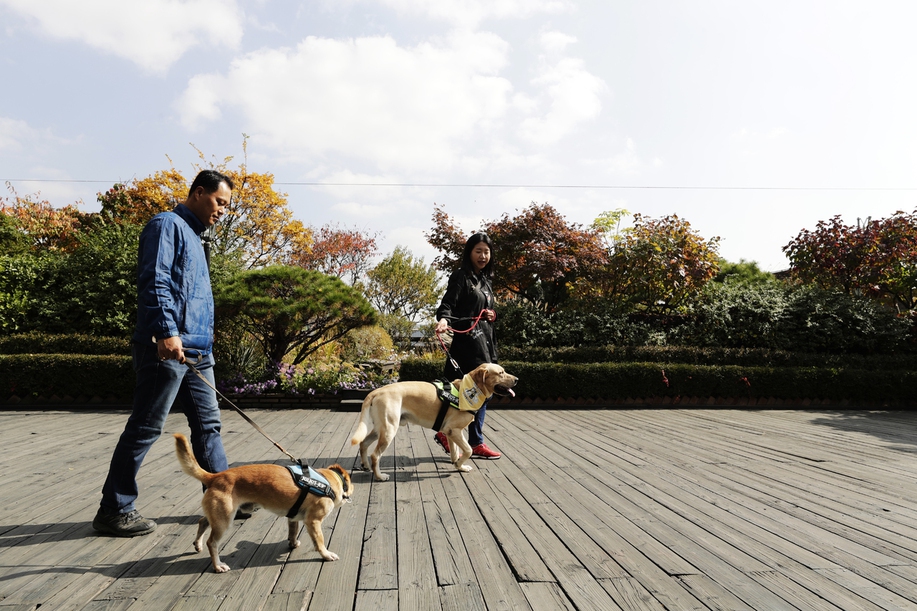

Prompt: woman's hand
[435,318,450,334]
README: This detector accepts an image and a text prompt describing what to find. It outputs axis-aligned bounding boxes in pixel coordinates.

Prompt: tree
[40,221,142,336]
[598,213,720,313]
[98,140,313,269]
[783,212,917,312]
[1,183,88,253]
[291,223,379,285]
[0,211,30,256]
[96,169,187,225]
[214,265,377,372]
[712,259,776,285]
[426,202,606,312]
[364,246,442,347]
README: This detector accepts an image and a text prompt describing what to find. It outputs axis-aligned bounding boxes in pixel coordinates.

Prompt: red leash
[434,309,495,373]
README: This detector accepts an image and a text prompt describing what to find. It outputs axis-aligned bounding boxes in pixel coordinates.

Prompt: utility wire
[3,178,916,191]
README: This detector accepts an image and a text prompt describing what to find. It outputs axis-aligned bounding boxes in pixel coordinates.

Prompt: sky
[1,0,916,272]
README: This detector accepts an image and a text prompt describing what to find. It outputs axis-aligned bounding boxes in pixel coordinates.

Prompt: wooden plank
[411,428,478,589]
[438,582,487,611]
[519,582,577,611]
[353,589,397,611]
[392,425,438,611]
[261,591,312,611]
[598,577,667,611]
[355,457,397,589]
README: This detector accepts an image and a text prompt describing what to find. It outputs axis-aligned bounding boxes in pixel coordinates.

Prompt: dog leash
[434,309,494,375]
[183,351,303,467]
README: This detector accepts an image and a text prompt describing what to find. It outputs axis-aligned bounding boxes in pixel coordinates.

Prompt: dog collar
[326,468,351,501]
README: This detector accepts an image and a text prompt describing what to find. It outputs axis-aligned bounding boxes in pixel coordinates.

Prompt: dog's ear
[330,464,351,494]
[471,366,488,391]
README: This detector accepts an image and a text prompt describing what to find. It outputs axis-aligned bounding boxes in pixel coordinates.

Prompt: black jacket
[435,267,498,378]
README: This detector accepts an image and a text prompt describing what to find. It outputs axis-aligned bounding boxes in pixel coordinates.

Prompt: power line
[3,178,916,191]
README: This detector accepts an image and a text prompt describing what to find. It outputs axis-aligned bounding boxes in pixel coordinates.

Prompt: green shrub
[338,325,395,362]
[1,354,134,399]
[0,333,130,355]
[398,356,917,403]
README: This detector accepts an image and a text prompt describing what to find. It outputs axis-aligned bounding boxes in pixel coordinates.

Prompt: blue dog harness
[285,464,336,518]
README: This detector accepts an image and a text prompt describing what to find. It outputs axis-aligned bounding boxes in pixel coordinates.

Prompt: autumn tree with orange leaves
[97,142,312,269]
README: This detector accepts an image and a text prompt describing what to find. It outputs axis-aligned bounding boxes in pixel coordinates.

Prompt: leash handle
[184,357,301,465]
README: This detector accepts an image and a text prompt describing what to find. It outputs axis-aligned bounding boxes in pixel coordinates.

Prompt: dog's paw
[320,551,340,561]
[193,541,203,553]
[374,473,390,481]
[458,464,473,473]
[214,562,231,573]
[289,539,301,550]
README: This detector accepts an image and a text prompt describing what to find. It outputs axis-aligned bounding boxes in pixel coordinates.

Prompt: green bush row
[498,344,917,371]
[6,348,915,405]
[1,354,134,399]
[400,356,917,403]
[0,333,130,356]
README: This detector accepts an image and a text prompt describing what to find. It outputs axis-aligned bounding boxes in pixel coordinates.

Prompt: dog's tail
[173,433,216,486]
[349,395,373,445]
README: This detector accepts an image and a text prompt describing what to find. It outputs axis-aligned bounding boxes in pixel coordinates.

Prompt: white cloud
[0,116,70,152]
[177,27,609,176]
[375,0,573,28]
[0,116,37,151]
[176,32,513,172]
[0,0,243,73]
[518,33,608,146]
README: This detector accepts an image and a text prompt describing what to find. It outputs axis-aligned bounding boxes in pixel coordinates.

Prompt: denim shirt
[132,204,214,353]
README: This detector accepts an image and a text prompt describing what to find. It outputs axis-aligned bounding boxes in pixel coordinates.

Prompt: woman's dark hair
[460,232,495,278]
[188,169,234,197]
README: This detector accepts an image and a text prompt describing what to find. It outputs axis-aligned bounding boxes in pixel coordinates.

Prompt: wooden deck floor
[2,407,917,610]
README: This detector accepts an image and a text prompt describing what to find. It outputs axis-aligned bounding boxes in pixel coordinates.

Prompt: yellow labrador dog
[350,363,518,481]
[173,433,352,572]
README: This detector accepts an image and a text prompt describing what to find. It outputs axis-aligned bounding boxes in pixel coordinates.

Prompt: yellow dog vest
[458,374,487,412]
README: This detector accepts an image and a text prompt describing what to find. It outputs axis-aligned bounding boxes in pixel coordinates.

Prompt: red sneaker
[434,432,450,453]
[471,443,501,459]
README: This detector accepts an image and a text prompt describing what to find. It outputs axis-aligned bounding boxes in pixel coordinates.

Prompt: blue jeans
[468,401,488,447]
[99,343,228,514]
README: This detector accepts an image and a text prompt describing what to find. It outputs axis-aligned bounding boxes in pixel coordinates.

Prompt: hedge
[0,333,130,356]
[498,345,917,370]
[400,356,917,403]
[0,354,134,400]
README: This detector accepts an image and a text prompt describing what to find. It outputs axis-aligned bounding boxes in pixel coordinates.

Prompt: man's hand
[435,318,449,334]
[158,336,185,364]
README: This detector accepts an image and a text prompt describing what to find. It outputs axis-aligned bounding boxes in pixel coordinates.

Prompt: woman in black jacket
[433,232,501,459]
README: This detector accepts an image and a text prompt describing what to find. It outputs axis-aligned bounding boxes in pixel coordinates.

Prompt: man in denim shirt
[93,170,234,537]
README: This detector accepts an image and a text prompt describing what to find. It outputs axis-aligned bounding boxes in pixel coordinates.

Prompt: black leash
[183,351,303,467]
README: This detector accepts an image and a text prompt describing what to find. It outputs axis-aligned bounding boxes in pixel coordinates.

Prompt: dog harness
[285,464,336,519]
[430,375,488,432]
[431,378,459,432]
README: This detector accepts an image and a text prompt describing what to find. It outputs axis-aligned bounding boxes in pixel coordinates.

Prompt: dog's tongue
[508,388,515,397]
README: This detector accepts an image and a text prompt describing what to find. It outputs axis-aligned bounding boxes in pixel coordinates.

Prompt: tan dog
[173,433,352,573]
[350,363,518,481]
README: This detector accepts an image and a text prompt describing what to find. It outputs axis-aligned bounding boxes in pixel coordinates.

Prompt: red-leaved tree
[292,223,379,286]
[426,202,606,312]
[783,212,917,312]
